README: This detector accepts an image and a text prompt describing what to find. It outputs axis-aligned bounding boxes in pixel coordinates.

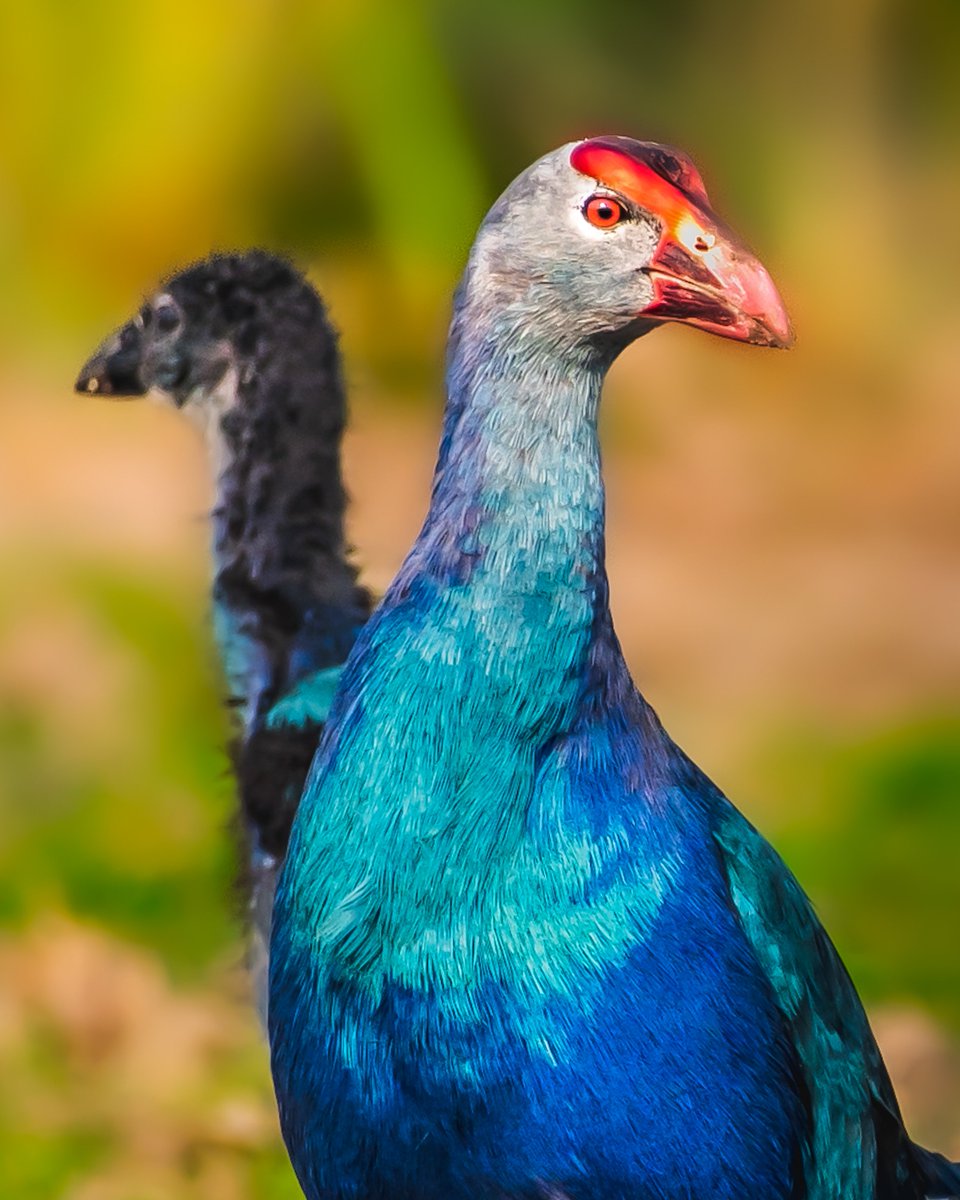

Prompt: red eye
[584,195,626,229]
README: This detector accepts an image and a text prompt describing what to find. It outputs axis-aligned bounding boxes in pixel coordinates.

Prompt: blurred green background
[1,1,959,1196]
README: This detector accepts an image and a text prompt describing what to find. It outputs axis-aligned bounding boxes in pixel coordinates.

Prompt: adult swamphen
[268,139,960,1200]
[76,251,371,1008]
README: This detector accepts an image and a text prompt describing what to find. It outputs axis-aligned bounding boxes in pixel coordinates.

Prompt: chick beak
[75,322,148,397]
[643,216,793,349]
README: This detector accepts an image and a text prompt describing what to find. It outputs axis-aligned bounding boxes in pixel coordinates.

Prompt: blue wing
[713,808,939,1199]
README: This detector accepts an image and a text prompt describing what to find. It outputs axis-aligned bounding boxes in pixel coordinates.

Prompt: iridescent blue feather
[269,148,957,1200]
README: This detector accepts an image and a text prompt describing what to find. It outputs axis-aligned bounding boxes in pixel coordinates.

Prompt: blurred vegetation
[762,718,960,1027]
[1,0,959,1196]
[0,562,234,973]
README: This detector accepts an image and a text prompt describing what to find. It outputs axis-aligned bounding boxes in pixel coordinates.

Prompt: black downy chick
[77,251,372,1008]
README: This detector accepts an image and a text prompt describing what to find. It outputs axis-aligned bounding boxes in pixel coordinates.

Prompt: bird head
[76,278,219,405]
[74,251,310,408]
[465,136,792,354]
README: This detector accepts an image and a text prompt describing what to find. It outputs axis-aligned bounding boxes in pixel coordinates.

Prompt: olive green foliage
[768,720,960,1027]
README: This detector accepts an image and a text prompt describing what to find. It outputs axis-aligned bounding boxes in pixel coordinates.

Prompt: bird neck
[204,341,362,723]
[272,302,665,1002]
[211,376,351,591]
[274,310,656,998]
[412,303,615,702]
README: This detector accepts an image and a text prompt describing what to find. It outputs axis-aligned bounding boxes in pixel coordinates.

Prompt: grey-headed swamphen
[267,139,959,1200]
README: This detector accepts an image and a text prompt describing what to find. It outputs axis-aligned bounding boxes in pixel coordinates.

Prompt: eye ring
[583,195,627,229]
[153,296,182,334]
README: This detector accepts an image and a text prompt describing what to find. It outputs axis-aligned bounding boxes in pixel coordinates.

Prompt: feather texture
[77,252,371,1005]
[268,147,957,1200]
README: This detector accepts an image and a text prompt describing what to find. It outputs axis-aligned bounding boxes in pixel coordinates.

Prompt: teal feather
[267,141,958,1200]
[715,811,915,1199]
[265,667,344,730]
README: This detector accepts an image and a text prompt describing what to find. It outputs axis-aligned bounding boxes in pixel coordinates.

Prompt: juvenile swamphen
[268,139,960,1199]
[76,251,371,1004]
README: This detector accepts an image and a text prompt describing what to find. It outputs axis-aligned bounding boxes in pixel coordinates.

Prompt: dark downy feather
[77,251,371,1005]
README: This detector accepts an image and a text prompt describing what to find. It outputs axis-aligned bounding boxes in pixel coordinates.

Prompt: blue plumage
[269,140,958,1199]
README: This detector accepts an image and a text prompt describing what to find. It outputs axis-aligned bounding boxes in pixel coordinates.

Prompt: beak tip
[75,373,109,396]
[761,322,795,350]
[73,354,147,398]
[752,273,794,350]
[75,355,107,395]
[769,317,795,350]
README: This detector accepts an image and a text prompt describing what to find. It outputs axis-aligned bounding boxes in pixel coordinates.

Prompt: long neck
[278,301,650,986]
[389,297,621,737]
[206,339,364,722]
[277,295,658,995]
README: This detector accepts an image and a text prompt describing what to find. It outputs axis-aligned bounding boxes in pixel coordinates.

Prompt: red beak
[571,138,793,349]
[644,222,794,348]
